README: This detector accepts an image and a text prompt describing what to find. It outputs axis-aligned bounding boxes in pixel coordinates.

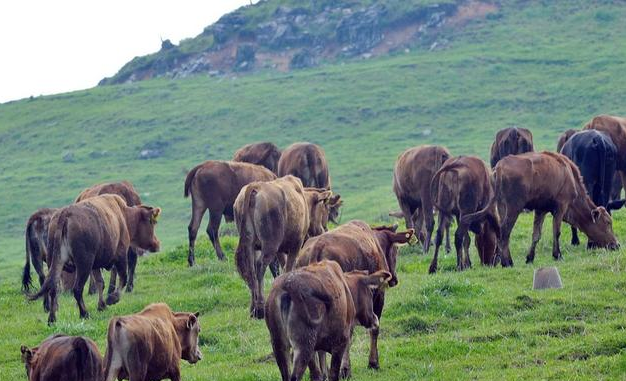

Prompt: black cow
[560,130,625,246]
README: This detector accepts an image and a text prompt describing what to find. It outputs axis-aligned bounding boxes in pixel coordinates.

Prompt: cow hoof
[251,306,265,319]
[428,264,437,274]
[97,302,106,311]
[106,292,121,306]
[368,361,380,370]
[47,316,56,326]
[43,299,50,313]
[80,312,90,320]
[340,367,351,379]
[525,256,534,264]
[188,256,195,267]
[126,284,134,293]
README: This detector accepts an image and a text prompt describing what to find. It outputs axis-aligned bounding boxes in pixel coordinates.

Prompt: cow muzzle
[148,239,161,253]
[388,276,398,288]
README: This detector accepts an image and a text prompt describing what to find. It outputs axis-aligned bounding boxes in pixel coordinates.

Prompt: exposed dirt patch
[448,1,499,27]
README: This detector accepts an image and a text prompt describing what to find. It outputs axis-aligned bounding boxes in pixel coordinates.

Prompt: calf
[233,141,282,174]
[265,260,390,381]
[21,334,103,381]
[234,175,333,318]
[28,194,161,324]
[463,152,618,267]
[184,160,276,265]
[560,130,625,246]
[429,156,499,273]
[104,303,202,381]
[296,220,413,372]
[393,145,451,253]
[489,126,534,168]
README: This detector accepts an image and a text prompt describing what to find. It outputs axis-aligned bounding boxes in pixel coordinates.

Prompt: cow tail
[235,187,257,286]
[430,167,444,210]
[28,211,68,301]
[22,221,35,292]
[103,319,122,381]
[71,337,95,381]
[598,136,607,206]
[285,280,331,326]
[184,165,202,198]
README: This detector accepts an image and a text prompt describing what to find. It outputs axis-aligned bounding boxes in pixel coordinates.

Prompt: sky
[0,1,252,103]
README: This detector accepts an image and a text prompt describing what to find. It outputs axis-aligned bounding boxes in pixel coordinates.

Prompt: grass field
[1,0,626,379]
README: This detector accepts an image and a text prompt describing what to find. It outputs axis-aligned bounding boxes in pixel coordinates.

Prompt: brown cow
[22,208,58,292]
[234,175,333,318]
[296,221,413,372]
[75,181,144,293]
[463,152,618,267]
[489,127,534,168]
[556,128,578,152]
[233,141,282,174]
[584,115,626,190]
[393,145,451,253]
[265,260,391,381]
[184,160,276,266]
[28,194,161,324]
[21,334,103,381]
[278,142,330,188]
[429,156,499,273]
[104,303,202,381]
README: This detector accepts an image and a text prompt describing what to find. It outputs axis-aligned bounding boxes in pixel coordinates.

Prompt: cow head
[475,221,498,265]
[607,199,626,213]
[371,226,414,287]
[175,312,203,364]
[304,189,333,237]
[131,206,161,253]
[20,345,37,380]
[343,270,392,329]
[328,194,343,224]
[586,206,619,249]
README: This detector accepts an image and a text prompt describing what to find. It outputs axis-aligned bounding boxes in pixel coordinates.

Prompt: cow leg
[331,344,349,381]
[106,255,128,306]
[429,212,447,274]
[291,347,314,381]
[252,245,278,319]
[369,291,385,369]
[32,253,47,288]
[47,282,59,325]
[497,206,520,267]
[126,247,138,292]
[169,368,181,381]
[526,211,547,263]
[72,265,91,319]
[127,360,148,381]
[318,352,328,380]
[571,226,580,246]
[308,354,324,381]
[422,204,435,254]
[340,328,353,379]
[445,220,452,254]
[552,208,565,260]
[207,211,226,261]
[463,232,472,269]
[454,221,469,271]
[415,207,426,246]
[92,269,107,311]
[87,273,98,295]
[187,201,207,267]
[269,327,291,381]
[398,199,415,229]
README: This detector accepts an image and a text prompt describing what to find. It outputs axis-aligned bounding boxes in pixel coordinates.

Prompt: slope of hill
[99,0,497,84]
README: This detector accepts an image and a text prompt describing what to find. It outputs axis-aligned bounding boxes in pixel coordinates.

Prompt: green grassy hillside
[1,0,626,379]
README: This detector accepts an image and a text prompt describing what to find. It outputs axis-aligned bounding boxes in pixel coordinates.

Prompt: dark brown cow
[278,142,330,188]
[234,175,333,318]
[184,160,276,266]
[104,303,202,381]
[75,181,144,293]
[489,127,534,168]
[429,156,499,273]
[28,194,161,324]
[22,208,58,292]
[21,334,103,381]
[393,145,451,253]
[463,152,618,267]
[584,115,626,190]
[233,142,282,174]
[556,129,578,152]
[265,260,390,381]
[296,221,413,372]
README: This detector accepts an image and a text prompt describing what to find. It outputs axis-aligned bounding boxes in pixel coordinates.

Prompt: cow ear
[20,346,32,363]
[187,314,198,330]
[591,208,601,223]
[150,208,162,224]
[607,199,626,213]
[391,229,415,244]
[194,311,201,318]
[328,194,341,206]
[318,190,332,204]
[364,270,393,290]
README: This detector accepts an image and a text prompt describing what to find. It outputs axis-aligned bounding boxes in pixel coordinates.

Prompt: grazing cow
[278,142,330,188]
[560,130,625,246]
[22,208,58,292]
[28,194,161,324]
[234,175,333,318]
[104,303,202,381]
[463,152,618,267]
[296,221,413,372]
[393,145,451,253]
[75,181,144,293]
[233,142,282,174]
[584,115,626,190]
[21,334,103,381]
[184,160,276,265]
[265,260,391,381]
[429,156,499,273]
[556,129,578,152]
[489,127,534,168]
[611,176,623,201]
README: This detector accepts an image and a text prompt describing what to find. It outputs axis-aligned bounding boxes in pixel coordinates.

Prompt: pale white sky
[0,1,251,103]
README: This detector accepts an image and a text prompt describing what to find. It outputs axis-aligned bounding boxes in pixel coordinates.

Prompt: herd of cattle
[16,114,626,381]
